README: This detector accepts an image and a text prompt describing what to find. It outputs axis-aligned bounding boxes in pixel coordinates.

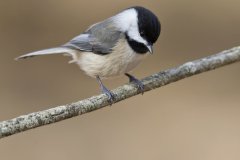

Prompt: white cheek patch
[113,8,148,45]
[127,26,148,45]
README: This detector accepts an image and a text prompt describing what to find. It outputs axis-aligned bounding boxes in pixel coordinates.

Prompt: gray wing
[64,19,123,55]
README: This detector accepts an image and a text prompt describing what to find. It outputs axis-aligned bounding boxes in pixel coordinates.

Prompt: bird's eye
[140,31,145,36]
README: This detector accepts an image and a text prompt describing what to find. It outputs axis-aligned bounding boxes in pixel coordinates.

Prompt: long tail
[15,47,77,62]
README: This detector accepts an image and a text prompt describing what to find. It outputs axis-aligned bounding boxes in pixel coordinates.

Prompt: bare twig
[0,46,240,139]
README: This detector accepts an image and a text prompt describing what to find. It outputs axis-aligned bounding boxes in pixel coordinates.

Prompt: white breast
[74,39,148,78]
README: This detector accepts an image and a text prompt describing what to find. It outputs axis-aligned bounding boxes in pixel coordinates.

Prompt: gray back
[64,18,123,55]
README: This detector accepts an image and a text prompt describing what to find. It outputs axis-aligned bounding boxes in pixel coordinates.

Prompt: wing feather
[64,19,123,55]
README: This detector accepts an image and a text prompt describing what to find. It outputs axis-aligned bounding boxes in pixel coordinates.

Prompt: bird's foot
[125,73,144,94]
[96,76,115,104]
[100,84,115,104]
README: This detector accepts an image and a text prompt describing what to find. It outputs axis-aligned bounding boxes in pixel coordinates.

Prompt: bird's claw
[96,76,115,105]
[125,73,145,94]
[101,85,115,104]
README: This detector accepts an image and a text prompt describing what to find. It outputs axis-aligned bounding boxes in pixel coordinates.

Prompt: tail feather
[15,47,77,61]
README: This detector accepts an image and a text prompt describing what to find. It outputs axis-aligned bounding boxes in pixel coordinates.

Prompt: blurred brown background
[0,0,240,160]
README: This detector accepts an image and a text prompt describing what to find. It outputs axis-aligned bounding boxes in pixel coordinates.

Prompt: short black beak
[146,45,153,54]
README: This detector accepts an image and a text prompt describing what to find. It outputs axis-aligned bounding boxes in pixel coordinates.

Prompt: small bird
[16,6,161,102]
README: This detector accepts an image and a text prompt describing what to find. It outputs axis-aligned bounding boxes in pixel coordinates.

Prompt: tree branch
[1,46,240,139]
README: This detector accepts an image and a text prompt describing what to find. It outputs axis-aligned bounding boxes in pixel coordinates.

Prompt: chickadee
[16,6,161,102]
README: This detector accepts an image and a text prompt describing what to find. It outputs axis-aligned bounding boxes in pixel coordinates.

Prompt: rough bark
[0,46,240,139]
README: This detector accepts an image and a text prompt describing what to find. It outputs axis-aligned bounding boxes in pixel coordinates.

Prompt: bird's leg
[96,76,115,103]
[125,73,144,94]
